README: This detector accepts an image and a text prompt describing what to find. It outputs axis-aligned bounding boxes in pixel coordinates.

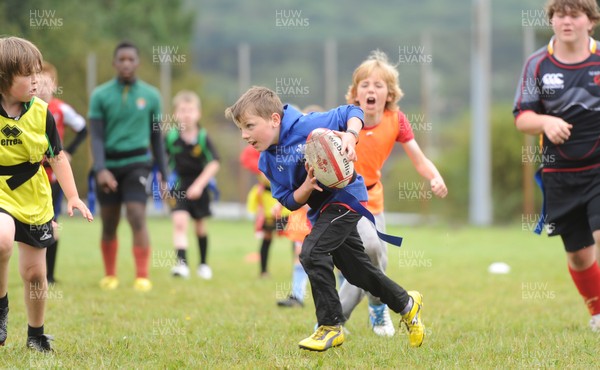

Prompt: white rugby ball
[488,262,511,274]
[304,128,354,189]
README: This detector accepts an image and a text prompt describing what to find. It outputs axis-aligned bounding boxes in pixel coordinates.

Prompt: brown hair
[0,36,43,93]
[225,86,283,126]
[172,90,201,111]
[546,0,600,28]
[346,50,404,112]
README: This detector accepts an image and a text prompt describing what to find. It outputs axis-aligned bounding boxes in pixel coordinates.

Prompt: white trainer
[369,303,396,337]
[590,314,600,332]
[197,264,213,280]
[170,262,190,278]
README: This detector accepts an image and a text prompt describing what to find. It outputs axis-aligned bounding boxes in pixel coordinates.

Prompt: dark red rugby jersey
[513,37,600,172]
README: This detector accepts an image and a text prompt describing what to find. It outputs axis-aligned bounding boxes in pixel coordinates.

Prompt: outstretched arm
[402,139,448,198]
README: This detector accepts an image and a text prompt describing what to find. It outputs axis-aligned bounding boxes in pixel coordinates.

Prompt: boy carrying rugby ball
[225,86,424,351]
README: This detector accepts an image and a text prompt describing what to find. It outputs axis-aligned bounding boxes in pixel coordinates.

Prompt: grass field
[1,215,599,369]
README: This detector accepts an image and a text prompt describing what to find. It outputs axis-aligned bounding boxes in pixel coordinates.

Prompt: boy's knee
[299,249,313,269]
[0,240,13,257]
[21,265,45,283]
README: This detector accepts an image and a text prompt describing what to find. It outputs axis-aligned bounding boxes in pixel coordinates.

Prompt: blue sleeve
[344,104,364,129]
[270,179,302,211]
[335,105,364,131]
[259,154,303,211]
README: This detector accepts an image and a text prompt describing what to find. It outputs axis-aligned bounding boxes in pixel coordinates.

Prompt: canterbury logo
[541,73,564,89]
[1,125,22,138]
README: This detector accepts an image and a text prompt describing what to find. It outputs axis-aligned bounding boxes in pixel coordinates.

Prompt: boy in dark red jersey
[513,0,600,331]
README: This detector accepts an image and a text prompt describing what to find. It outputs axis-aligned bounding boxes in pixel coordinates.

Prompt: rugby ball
[304,128,354,189]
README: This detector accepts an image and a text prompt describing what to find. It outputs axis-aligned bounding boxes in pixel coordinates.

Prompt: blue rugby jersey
[258,104,367,224]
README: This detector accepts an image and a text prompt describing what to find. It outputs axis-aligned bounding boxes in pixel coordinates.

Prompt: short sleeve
[45,108,63,157]
[397,111,415,143]
[513,51,546,118]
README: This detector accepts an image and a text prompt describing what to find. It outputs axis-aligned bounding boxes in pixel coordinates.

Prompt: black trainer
[0,307,7,346]
[277,295,304,308]
[26,334,54,352]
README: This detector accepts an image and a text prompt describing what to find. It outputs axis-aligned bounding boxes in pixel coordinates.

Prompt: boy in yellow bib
[0,36,93,352]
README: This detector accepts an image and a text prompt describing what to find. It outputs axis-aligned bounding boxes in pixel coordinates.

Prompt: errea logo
[1,124,23,146]
[542,73,564,89]
[1,124,22,138]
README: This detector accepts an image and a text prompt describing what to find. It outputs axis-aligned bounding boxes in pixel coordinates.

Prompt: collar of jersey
[547,36,597,55]
[0,97,33,119]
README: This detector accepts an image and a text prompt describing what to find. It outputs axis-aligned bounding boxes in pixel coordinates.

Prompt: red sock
[568,262,600,315]
[133,246,150,278]
[101,239,118,276]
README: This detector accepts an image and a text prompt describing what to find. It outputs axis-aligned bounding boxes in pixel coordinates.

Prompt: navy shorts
[0,208,55,248]
[96,162,152,205]
[543,167,600,252]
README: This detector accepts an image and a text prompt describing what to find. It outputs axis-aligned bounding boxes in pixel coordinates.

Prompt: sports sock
[101,239,118,276]
[133,246,150,279]
[46,240,58,281]
[291,262,308,302]
[175,248,187,264]
[0,293,7,308]
[568,262,600,315]
[260,238,271,274]
[198,236,208,265]
[400,296,414,316]
[27,324,43,337]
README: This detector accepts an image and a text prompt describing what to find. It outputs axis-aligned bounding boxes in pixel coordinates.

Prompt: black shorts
[96,162,152,205]
[543,168,600,252]
[170,187,212,220]
[0,209,55,248]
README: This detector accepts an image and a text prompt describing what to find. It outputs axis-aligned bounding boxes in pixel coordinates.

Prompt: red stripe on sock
[569,262,600,315]
[101,240,118,276]
[133,246,150,278]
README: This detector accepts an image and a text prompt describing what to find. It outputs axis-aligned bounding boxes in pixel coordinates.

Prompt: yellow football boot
[298,325,344,351]
[401,291,425,347]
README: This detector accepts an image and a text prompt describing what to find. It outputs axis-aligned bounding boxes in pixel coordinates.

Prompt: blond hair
[41,61,58,86]
[36,73,55,102]
[172,90,202,111]
[346,50,403,112]
[225,86,283,126]
[0,36,43,94]
[546,0,600,33]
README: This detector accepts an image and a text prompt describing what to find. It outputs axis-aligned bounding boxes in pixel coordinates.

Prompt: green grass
[1,216,599,368]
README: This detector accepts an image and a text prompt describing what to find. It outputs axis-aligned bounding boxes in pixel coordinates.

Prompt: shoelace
[311,326,338,339]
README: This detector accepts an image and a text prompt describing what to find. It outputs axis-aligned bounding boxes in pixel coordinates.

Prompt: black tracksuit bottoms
[299,204,410,326]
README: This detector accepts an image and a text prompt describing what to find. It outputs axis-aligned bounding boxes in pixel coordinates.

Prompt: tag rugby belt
[0,161,41,190]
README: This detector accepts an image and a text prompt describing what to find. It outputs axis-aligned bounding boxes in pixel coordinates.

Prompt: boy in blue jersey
[225,86,424,351]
